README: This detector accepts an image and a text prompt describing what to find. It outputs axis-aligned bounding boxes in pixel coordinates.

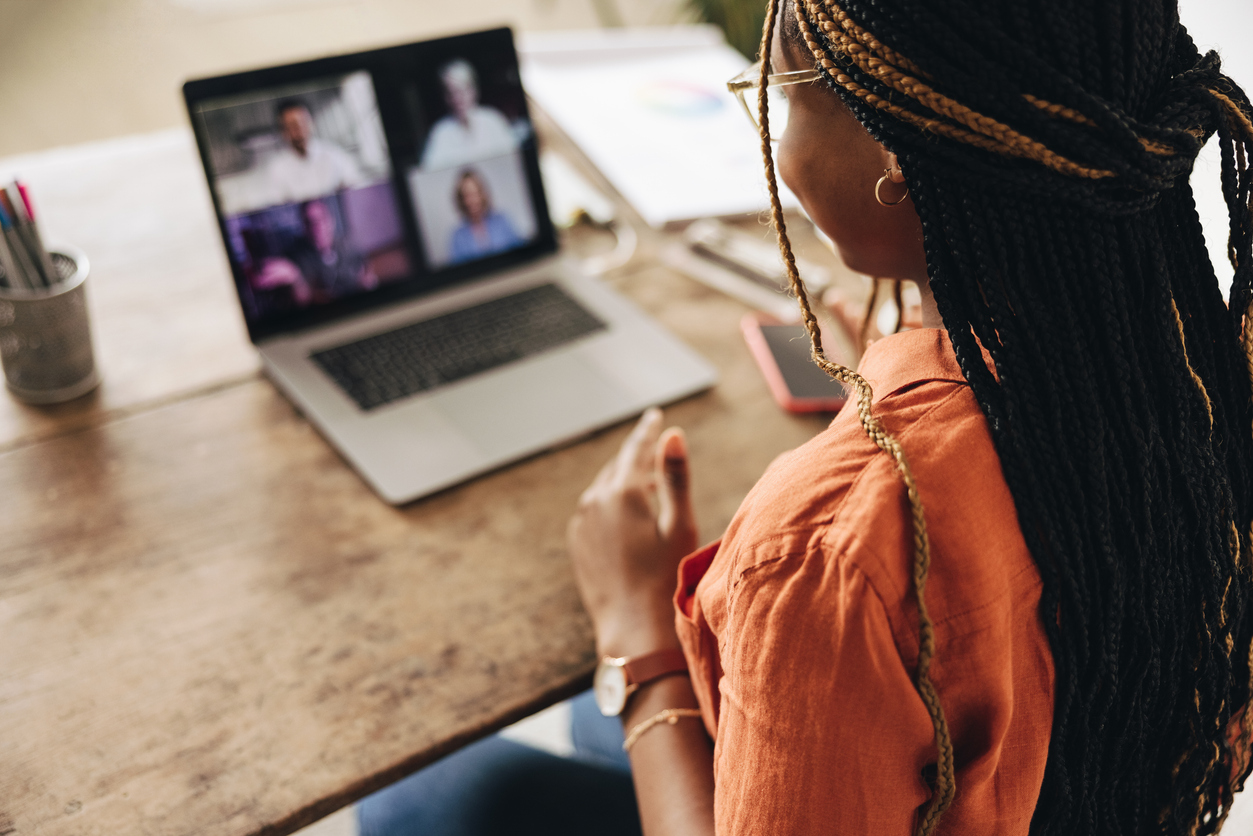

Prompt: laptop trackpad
[435,353,627,460]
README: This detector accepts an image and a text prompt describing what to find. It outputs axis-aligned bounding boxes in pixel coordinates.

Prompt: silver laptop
[184,27,715,504]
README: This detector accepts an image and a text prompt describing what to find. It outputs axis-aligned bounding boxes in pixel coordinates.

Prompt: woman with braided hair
[358,0,1253,834]
[565,0,1253,834]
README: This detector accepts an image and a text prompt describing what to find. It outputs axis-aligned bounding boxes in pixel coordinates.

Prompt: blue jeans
[357,691,641,836]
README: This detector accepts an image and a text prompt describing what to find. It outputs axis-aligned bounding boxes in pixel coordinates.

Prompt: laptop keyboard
[310,283,607,411]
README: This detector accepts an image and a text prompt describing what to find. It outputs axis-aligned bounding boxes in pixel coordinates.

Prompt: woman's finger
[586,448,620,496]
[656,427,695,538]
[613,407,663,486]
[587,409,656,493]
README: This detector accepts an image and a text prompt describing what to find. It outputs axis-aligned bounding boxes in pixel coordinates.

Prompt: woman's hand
[568,408,699,659]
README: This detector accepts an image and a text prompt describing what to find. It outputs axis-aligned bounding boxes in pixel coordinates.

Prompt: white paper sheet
[522,30,798,228]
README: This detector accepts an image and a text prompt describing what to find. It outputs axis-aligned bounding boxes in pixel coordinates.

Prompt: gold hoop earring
[875,170,909,207]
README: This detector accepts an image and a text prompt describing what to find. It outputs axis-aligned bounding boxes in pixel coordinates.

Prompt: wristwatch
[593,648,690,717]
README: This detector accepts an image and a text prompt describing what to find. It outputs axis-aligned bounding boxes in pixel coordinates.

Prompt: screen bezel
[182,27,557,344]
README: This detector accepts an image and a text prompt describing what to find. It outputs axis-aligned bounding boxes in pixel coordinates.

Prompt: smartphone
[741,312,850,413]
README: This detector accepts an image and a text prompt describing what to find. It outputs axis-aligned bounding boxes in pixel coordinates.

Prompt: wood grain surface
[0,141,833,836]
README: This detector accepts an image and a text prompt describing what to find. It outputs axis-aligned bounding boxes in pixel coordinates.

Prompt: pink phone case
[740,312,849,414]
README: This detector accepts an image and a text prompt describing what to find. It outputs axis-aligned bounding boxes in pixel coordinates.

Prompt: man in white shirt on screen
[420,59,518,170]
[264,99,365,205]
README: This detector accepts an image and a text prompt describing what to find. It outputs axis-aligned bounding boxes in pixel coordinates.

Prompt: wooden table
[0,128,834,836]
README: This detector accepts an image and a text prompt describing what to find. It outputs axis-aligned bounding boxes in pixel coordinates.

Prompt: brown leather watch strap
[622,648,690,688]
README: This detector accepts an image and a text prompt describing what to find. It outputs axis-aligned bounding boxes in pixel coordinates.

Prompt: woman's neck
[918,279,942,329]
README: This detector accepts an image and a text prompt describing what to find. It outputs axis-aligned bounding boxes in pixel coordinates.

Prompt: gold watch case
[593,656,633,717]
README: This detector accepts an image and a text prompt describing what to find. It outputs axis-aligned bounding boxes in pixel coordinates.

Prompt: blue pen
[0,196,36,288]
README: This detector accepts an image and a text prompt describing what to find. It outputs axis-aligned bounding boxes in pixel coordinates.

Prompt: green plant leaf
[686,0,767,60]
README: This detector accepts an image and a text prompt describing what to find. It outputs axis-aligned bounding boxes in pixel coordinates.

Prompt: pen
[1,186,46,288]
[0,198,37,290]
[4,184,46,287]
[11,182,56,286]
[15,181,34,218]
[0,217,18,290]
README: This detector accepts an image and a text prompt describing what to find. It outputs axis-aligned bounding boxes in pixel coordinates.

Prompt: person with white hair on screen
[420,59,518,170]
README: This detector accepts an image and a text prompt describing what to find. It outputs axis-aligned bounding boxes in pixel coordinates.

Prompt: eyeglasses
[726,61,822,141]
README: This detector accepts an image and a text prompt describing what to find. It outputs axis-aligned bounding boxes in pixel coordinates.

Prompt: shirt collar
[856,328,970,403]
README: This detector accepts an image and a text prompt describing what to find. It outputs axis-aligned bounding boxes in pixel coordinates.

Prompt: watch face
[594,659,629,716]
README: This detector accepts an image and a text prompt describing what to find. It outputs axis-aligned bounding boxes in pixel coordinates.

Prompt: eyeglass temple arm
[727,69,821,92]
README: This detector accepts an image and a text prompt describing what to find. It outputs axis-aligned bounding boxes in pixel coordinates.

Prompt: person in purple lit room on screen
[254,198,377,305]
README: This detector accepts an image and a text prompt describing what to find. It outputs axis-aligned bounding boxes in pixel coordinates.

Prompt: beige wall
[2,0,1248,159]
[0,0,688,156]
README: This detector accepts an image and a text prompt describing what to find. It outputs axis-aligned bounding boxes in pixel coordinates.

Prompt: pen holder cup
[0,245,100,404]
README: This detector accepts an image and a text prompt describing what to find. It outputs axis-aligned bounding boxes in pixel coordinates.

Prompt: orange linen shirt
[675,328,1055,835]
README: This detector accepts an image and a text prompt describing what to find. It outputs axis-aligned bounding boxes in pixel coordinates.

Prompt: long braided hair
[755,0,1253,833]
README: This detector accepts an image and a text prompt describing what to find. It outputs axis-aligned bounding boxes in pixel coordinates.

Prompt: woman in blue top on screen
[448,169,523,264]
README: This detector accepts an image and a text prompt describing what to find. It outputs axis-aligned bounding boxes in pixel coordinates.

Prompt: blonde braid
[1244,301,1253,428]
[799,0,1117,179]
[818,0,925,77]
[1023,93,1097,127]
[1172,286,1227,825]
[1023,93,1192,158]
[1239,302,1253,796]
[1170,297,1215,430]
[759,2,955,831]
[1212,90,1253,148]
[1209,86,1253,811]
[793,10,1035,170]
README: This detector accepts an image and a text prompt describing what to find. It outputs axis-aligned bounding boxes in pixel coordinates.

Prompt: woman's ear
[886,153,906,184]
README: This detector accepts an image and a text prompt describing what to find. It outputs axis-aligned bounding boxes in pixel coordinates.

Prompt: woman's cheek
[775,131,802,202]
[775,131,827,223]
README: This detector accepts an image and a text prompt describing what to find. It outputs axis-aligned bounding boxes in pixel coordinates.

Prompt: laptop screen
[184,28,555,342]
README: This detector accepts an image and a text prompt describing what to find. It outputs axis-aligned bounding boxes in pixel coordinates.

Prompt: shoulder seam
[722,381,978,595]
[828,382,974,535]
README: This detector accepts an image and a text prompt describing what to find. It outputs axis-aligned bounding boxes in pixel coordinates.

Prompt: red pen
[15,181,35,220]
